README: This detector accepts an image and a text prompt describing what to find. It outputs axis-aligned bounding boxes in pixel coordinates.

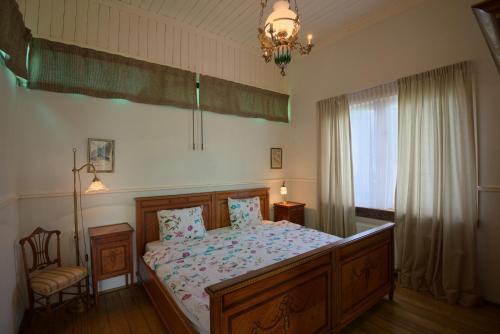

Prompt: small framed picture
[88,138,115,173]
[270,147,283,169]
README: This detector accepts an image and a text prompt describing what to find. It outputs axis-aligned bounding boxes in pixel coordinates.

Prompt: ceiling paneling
[115,0,425,46]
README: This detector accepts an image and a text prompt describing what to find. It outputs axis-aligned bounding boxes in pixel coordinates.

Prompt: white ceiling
[116,0,425,47]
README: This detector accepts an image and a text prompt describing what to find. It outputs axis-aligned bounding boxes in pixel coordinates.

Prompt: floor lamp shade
[85,176,109,194]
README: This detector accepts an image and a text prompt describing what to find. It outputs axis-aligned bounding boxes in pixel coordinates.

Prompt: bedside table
[88,223,134,305]
[273,201,305,226]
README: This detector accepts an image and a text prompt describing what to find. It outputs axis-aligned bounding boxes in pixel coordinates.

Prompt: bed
[136,188,394,334]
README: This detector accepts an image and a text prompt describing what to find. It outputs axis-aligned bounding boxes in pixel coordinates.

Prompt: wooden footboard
[206,245,335,334]
[206,223,394,334]
[333,223,395,332]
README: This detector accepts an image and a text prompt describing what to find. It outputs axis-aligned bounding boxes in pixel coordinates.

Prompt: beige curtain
[396,62,480,306]
[318,95,356,237]
[0,0,31,78]
[199,75,289,123]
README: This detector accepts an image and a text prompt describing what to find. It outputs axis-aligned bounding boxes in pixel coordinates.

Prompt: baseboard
[97,283,140,296]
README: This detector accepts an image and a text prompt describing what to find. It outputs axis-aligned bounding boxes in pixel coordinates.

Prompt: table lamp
[280,181,287,203]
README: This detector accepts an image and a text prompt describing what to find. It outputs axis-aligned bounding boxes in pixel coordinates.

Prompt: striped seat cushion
[30,266,87,296]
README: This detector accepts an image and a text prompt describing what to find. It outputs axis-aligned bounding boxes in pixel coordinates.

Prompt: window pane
[349,85,398,210]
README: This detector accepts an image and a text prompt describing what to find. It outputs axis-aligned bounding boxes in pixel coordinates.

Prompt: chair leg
[46,296,51,312]
[28,288,35,311]
[26,290,35,328]
[85,276,90,308]
[46,296,53,333]
[77,277,82,295]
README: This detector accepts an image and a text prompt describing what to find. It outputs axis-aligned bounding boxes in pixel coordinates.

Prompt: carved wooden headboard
[135,188,269,256]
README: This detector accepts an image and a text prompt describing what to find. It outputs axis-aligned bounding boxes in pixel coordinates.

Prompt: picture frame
[270,147,283,169]
[87,138,115,173]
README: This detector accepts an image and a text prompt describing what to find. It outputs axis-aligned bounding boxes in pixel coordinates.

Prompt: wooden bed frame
[135,188,394,334]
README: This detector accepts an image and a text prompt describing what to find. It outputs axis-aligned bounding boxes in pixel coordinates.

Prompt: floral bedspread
[143,221,341,332]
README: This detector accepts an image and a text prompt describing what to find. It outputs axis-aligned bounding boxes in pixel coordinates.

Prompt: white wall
[15,86,290,291]
[287,0,500,303]
[0,61,24,333]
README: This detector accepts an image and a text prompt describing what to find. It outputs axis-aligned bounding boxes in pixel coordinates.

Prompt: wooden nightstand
[88,223,134,305]
[273,201,306,226]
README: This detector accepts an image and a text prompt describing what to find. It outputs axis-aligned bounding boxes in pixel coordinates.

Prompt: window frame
[355,206,395,222]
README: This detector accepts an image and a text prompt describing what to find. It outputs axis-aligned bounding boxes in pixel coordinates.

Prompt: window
[348,83,398,210]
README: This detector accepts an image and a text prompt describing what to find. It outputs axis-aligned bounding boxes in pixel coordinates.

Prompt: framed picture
[88,138,115,173]
[270,147,283,169]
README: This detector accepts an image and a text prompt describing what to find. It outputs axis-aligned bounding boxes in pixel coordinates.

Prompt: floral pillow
[157,206,206,242]
[228,197,263,229]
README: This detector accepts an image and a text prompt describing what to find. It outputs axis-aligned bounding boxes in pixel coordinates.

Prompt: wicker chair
[19,227,90,315]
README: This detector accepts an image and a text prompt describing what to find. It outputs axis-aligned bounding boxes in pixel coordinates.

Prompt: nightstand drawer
[96,239,130,278]
[289,210,304,225]
[274,206,288,220]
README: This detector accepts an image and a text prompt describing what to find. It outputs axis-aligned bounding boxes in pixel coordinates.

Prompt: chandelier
[258,0,313,76]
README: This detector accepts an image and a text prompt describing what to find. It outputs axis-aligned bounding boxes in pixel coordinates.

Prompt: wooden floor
[20,285,500,334]
[20,286,167,334]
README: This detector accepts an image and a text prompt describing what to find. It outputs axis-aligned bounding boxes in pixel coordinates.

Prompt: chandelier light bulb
[265,1,299,39]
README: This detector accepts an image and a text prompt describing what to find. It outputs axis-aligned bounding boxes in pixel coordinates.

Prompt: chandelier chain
[259,0,267,27]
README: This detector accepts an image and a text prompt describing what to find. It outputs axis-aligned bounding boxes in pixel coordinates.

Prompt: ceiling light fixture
[258,0,314,76]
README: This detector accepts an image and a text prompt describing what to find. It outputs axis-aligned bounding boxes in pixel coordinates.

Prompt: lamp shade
[280,185,288,196]
[265,0,299,39]
[85,176,109,194]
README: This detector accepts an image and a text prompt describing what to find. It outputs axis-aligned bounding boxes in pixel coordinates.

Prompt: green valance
[199,75,289,123]
[28,38,196,109]
[0,0,31,78]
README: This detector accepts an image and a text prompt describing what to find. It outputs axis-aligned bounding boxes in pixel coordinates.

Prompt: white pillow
[157,206,206,242]
[228,197,263,229]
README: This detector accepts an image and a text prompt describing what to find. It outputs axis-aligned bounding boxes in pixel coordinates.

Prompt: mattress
[143,221,341,333]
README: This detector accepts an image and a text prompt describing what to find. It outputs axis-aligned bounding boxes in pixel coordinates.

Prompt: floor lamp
[72,148,108,311]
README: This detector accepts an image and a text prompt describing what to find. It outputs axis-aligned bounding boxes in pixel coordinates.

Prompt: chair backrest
[19,227,61,275]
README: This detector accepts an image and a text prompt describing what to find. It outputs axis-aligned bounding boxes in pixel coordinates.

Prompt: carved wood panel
[226,272,330,334]
[340,244,389,312]
[100,245,126,275]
